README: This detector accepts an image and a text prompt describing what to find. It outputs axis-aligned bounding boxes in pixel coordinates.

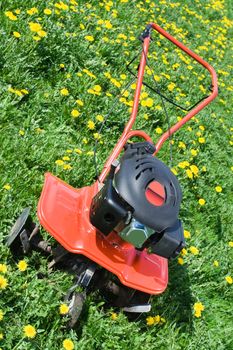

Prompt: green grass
[0,0,233,349]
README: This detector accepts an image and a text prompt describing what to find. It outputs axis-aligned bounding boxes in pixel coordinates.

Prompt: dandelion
[0,332,4,340]
[63,339,74,350]
[198,198,205,206]
[38,30,47,38]
[225,276,233,284]
[19,130,25,136]
[215,186,222,193]
[0,310,3,321]
[60,88,69,96]
[193,302,204,317]
[198,137,205,144]
[29,22,42,33]
[186,169,193,179]
[71,109,80,118]
[0,276,8,289]
[87,120,95,130]
[23,325,37,339]
[110,312,118,320]
[0,264,7,274]
[155,127,163,134]
[190,165,199,176]
[229,241,233,247]
[17,260,27,271]
[33,36,41,41]
[3,184,11,190]
[96,114,104,122]
[27,8,38,15]
[146,316,155,325]
[183,230,191,239]
[44,8,52,15]
[168,82,176,91]
[59,303,69,315]
[213,260,219,267]
[190,246,199,255]
[5,11,17,21]
[76,99,84,106]
[55,159,64,166]
[63,164,72,170]
[74,148,82,154]
[178,257,184,265]
[93,85,102,92]
[13,31,21,38]
[85,35,94,42]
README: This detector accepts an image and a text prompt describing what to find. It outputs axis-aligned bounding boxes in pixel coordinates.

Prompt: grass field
[0,0,233,349]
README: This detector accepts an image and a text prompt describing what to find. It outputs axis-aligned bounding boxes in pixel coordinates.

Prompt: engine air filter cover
[114,143,182,232]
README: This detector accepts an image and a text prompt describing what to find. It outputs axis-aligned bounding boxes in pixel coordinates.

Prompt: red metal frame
[99,23,218,182]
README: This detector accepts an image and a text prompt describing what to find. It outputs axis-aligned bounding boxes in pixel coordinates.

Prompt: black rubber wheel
[64,290,86,328]
[6,207,33,256]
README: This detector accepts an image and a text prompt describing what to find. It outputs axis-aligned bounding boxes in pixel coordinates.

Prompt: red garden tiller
[7,23,218,327]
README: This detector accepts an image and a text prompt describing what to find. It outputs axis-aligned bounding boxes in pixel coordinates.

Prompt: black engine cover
[114,142,182,232]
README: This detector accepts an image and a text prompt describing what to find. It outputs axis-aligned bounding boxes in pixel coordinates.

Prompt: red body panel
[38,173,168,294]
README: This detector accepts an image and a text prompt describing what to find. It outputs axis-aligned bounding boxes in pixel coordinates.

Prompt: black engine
[90,142,185,259]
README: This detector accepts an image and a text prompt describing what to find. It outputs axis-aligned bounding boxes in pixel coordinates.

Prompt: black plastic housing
[149,220,185,258]
[90,177,129,235]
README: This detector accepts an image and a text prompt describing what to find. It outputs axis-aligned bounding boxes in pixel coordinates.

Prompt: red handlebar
[99,23,218,182]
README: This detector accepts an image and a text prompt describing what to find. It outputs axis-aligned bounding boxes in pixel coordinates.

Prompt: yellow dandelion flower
[225,276,233,284]
[155,127,163,134]
[85,35,94,42]
[71,109,80,118]
[76,99,84,106]
[87,120,95,130]
[74,148,82,154]
[215,186,222,193]
[190,246,199,255]
[60,88,69,96]
[178,257,184,265]
[38,30,47,38]
[193,302,204,317]
[198,198,205,206]
[184,230,191,239]
[5,11,17,21]
[96,114,104,122]
[186,169,193,179]
[23,325,37,339]
[145,98,154,107]
[44,8,52,15]
[0,264,7,274]
[17,260,27,271]
[27,8,38,15]
[181,248,187,256]
[198,137,205,144]
[29,22,42,33]
[0,332,4,339]
[33,36,41,41]
[191,149,198,156]
[13,31,21,38]
[59,303,69,315]
[213,260,219,267]
[3,184,11,190]
[19,130,25,136]
[55,159,64,166]
[62,156,70,161]
[146,316,155,326]
[63,164,72,170]
[0,276,8,289]
[110,312,118,320]
[190,165,199,176]
[93,85,102,92]
[0,310,4,321]
[228,241,233,247]
[167,82,176,91]
[63,339,74,350]
[153,315,161,324]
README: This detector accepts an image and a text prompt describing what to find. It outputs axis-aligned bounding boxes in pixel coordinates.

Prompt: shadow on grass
[152,259,194,333]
